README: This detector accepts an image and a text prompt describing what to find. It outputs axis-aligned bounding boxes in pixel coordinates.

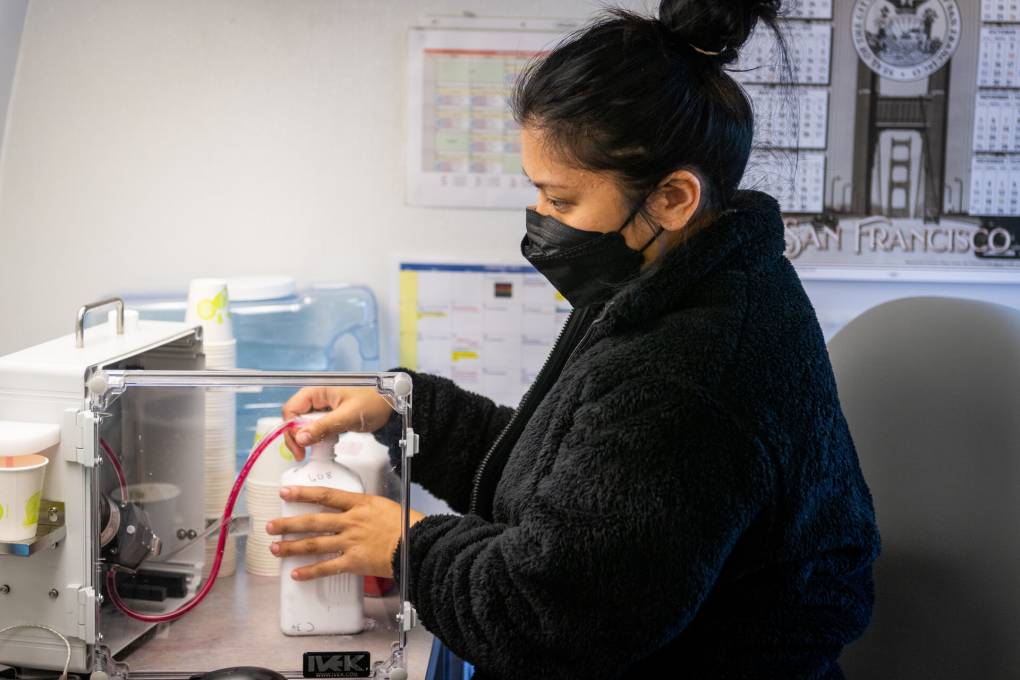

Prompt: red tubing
[105,420,298,623]
[99,438,129,502]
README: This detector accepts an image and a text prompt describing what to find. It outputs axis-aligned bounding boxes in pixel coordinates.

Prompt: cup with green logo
[184,278,234,343]
[0,454,49,542]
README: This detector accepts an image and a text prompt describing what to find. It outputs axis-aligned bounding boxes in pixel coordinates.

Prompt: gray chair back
[829,296,1020,679]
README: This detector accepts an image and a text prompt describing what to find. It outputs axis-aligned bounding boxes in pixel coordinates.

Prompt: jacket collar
[599,190,786,328]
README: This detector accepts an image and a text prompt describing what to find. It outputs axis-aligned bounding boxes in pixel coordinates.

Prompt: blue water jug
[116,276,380,462]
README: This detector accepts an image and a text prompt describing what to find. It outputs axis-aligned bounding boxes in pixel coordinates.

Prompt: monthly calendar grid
[746,85,829,150]
[972,91,1020,152]
[977,27,1020,88]
[783,0,833,20]
[742,150,826,214]
[982,0,1020,23]
[971,12,1020,216]
[732,17,831,215]
[732,21,833,85]
[969,156,1020,215]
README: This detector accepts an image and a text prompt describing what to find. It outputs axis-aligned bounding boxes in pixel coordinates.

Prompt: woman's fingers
[266,511,346,536]
[288,554,355,581]
[266,492,412,579]
[282,429,305,462]
[282,388,340,459]
[282,387,336,421]
[292,409,349,447]
[265,487,365,537]
[280,386,394,459]
[270,533,350,558]
[280,485,363,510]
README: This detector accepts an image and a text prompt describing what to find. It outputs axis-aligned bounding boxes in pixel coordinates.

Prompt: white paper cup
[186,278,234,343]
[204,391,236,413]
[204,442,236,458]
[246,495,282,513]
[246,479,281,497]
[254,416,284,439]
[244,510,282,577]
[247,505,281,518]
[203,339,237,369]
[245,503,281,513]
[204,465,234,480]
[249,417,298,484]
[247,546,277,565]
[0,454,49,542]
[203,534,237,578]
[245,541,280,576]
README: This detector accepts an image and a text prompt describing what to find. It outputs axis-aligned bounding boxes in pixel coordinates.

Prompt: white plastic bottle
[335,432,391,497]
[280,414,364,636]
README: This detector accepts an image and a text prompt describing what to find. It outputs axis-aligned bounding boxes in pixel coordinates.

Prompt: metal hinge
[400,429,420,458]
[397,601,418,632]
[66,584,97,643]
[69,409,97,467]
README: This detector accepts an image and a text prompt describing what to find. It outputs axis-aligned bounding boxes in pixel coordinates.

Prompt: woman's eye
[547,198,569,211]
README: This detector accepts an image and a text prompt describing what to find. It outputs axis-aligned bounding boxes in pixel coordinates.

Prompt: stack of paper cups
[245,417,299,576]
[186,278,239,577]
[202,388,237,577]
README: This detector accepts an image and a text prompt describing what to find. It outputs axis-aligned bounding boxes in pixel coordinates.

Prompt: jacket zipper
[468,300,614,516]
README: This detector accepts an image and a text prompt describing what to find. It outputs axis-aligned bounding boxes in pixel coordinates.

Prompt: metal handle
[75,297,125,348]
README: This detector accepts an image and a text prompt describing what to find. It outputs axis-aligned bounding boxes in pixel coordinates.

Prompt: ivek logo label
[302,652,372,678]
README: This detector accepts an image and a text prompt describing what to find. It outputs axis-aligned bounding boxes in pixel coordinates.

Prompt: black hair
[512,0,788,222]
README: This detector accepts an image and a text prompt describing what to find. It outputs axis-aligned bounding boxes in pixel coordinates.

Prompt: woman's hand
[266,486,426,579]
[282,387,395,461]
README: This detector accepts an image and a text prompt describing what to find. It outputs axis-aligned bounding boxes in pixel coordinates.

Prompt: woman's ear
[649,170,702,232]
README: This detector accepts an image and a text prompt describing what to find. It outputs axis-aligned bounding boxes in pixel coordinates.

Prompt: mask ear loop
[618,190,666,254]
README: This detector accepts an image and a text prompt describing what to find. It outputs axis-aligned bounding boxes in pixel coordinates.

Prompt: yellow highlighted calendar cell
[399,270,419,370]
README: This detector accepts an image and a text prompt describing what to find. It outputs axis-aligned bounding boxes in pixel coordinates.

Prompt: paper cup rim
[0,454,49,472]
[246,479,282,488]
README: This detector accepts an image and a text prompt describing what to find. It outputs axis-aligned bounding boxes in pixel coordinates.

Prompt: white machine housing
[0,312,205,673]
[0,300,416,678]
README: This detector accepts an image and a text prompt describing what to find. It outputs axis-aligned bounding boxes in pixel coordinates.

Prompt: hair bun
[658,0,782,64]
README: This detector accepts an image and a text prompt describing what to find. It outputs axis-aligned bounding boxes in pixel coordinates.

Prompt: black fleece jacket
[379,191,880,679]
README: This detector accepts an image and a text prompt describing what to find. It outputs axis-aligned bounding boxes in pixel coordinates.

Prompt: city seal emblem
[852,0,961,81]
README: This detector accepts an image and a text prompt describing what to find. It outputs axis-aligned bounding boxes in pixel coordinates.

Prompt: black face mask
[521,204,663,308]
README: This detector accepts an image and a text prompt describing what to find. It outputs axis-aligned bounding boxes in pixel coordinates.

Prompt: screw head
[0,584,10,594]
[49,588,59,599]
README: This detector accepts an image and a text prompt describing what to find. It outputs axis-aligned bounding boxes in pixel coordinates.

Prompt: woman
[266,0,881,677]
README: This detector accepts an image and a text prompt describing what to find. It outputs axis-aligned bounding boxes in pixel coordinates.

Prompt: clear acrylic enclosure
[83,370,423,679]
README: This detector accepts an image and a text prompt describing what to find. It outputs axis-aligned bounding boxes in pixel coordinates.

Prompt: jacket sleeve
[375,368,515,514]
[391,378,773,679]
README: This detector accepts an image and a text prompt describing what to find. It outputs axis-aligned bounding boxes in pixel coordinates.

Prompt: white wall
[0,0,1018,359]
[0,0,633,357]
[0,1,28,183]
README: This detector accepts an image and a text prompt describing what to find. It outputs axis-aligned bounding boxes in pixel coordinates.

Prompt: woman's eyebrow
[521,168,570,191]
